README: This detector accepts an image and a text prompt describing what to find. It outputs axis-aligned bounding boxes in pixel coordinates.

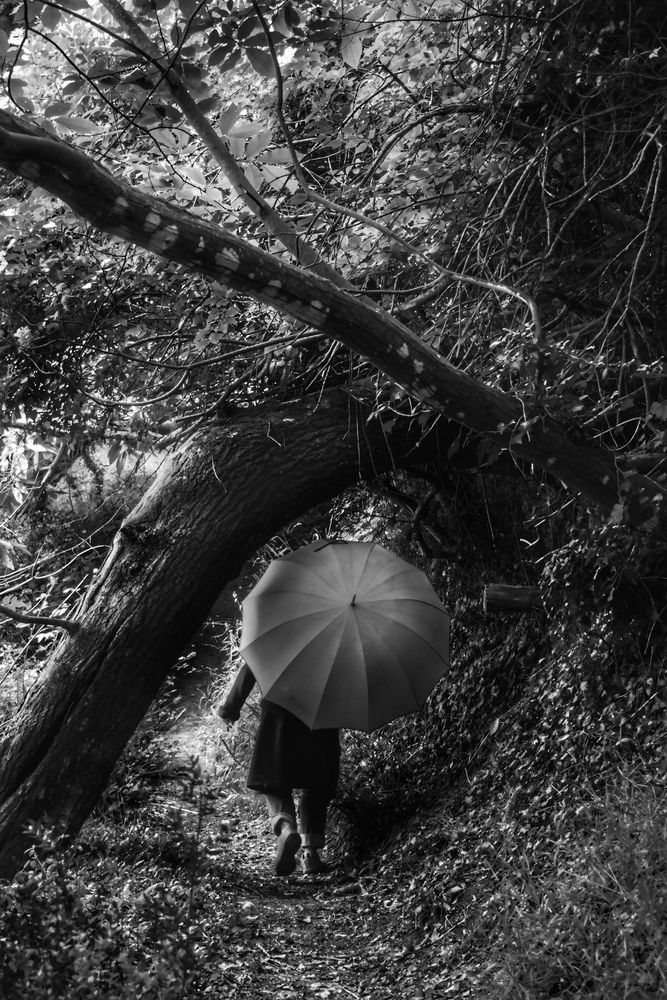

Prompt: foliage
[0,824,199,1000]
[1,0,665,454]
[322,502,666,998]
[2,0,667,635]
[475,778,666,999]
[0,1,666,992]
[337,511,666,840]
[0,667,219,999]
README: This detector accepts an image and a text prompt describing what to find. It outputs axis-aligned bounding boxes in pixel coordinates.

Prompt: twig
[0,602,80,633]
[82,368,189,408]
[98,0,351,286]
[218,734,246,768]
[114,332,326,373]
[252,1,542,342]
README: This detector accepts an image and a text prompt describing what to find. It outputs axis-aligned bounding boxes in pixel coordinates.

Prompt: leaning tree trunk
[0,391,444,878]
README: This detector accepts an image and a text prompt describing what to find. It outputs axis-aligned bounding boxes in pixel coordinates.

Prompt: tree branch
[98,0,349,285]
[0,108,665,531]
[253,1,542,339]
[0,603,80,633]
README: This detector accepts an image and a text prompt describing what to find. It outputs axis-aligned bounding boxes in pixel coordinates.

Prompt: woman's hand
[218,702,240,724]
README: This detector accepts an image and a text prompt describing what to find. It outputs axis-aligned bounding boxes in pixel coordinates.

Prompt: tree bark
[0,109,665,531]
[0,390,446,878]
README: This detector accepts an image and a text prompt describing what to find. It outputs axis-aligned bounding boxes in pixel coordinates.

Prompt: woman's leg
[298,788,329,849]
[265,788,297,836]
[264,788,301,875]
[298,789,332,872]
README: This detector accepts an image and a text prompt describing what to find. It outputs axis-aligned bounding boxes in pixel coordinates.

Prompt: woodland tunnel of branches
[0,0,666,878]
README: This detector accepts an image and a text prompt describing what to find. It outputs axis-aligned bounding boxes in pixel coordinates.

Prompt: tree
[0,389,461,877]
[0,0,665,875]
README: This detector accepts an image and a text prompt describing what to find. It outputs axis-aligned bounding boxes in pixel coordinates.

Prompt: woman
[218,662,340,876]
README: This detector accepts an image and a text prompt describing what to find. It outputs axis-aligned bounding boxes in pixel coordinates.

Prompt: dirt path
[194,804,457,1000]
[150,675,463,1000]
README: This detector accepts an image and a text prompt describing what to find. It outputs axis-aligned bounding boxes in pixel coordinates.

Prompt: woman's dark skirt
[247,700,340,795]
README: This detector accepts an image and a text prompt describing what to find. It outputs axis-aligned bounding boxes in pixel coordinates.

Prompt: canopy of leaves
[0,0,666,627]
[1,0,664,435]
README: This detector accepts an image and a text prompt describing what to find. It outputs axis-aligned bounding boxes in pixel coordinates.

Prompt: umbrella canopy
[239,540,450,731]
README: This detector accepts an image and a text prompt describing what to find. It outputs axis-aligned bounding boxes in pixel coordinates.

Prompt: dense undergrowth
[477,778,666,998]
[328,511,667,999]
[1,507,665,998]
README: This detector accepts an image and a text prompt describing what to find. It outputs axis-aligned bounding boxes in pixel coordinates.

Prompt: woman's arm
[218,663,257,722]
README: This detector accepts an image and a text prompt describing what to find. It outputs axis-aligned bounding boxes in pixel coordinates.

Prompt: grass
[475,776,667,999]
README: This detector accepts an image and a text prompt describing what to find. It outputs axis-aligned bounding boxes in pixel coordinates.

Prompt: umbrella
[239,540,450,731]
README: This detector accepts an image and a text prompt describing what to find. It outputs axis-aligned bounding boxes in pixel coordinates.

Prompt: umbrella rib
[356,608,449,707]
[358,601,450,658]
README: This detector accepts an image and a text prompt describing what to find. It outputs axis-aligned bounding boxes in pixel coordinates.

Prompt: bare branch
[252,1,543,342]
[0,603,80,633]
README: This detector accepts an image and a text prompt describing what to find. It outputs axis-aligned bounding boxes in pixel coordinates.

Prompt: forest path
[149,669,461,1000]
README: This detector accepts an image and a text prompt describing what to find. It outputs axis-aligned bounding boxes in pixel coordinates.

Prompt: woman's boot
[274,821,301,875]
[301,848,329,875]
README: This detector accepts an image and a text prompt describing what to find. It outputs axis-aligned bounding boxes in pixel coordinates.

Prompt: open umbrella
[239,540,450,731]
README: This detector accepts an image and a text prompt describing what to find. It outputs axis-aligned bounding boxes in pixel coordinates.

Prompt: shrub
[0,824,199,1000]
[477,779,667,999]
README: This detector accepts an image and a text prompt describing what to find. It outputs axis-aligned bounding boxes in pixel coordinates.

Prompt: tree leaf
[244,162,264,191]
[238,16,260,41]
[179,0,199,17]
[9,80,34,112]
[56,116,99,135]
[340,33,362,69]
[260,147,292,164]
[209,43,235,67]
[213,50,241,74]
[61,78,84,96]
[402,0,423,18]
[309,21,339,42]
[181,165,207,188]
[240,31,267,47]
[197,96,220,114]
[229,121,264,138]
[284,1,300,28]
[346,4,371,25]
[246,47,275,79]
[272,8,293,37]
[246,129,272,159]
[43,101,72,117]
[40,5,61,30]
[218,102,241,135]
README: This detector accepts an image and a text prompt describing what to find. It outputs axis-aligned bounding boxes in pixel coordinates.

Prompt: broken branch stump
[483,584,542,614]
